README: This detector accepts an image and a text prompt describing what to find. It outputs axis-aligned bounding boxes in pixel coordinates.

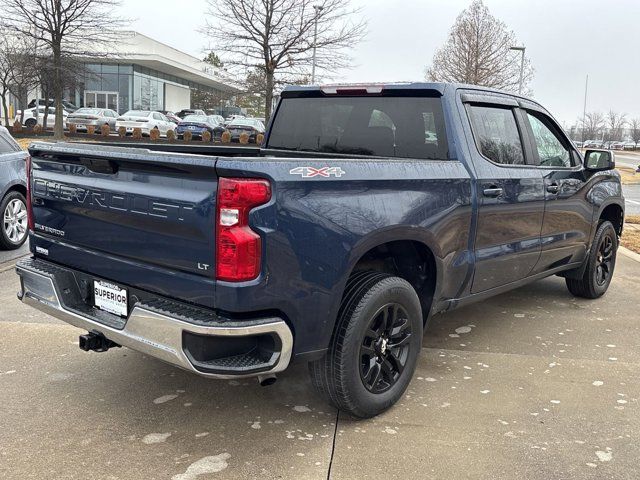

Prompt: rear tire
[566,221,617,299]
[1,191,28,250]
[309,272,423,418]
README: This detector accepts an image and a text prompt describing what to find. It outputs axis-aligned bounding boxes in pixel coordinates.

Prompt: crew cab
[16,83,624,418]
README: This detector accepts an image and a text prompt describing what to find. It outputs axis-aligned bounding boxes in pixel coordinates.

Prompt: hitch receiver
[79,330,121,352]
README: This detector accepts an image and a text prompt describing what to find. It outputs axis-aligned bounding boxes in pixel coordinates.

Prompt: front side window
[468,105,525,165]
[526,113,572,167]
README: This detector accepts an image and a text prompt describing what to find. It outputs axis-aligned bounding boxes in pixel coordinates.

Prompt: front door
[465,102,545,293]
[521,109,592,273]
[85,91,118,112]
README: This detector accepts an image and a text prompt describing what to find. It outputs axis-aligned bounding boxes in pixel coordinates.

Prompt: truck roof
[281,82,539,105]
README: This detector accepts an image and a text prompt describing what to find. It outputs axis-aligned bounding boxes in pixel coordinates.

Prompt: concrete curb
[619,246,640,263]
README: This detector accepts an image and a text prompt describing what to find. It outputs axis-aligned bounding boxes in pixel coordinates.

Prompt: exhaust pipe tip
[257,374,277,387]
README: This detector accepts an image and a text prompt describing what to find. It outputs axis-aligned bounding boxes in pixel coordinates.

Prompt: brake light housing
[25,155,34,231]
[216,177,271,282]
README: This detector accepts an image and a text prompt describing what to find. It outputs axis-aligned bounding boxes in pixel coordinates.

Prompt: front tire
[309,272,423,418]
[566,220,618,299]
[1,191,29,250]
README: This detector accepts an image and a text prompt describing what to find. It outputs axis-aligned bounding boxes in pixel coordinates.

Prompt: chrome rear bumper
[16,258,293,379]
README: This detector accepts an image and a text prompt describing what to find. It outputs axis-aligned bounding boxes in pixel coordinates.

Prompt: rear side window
[0,134,18,153]
[267,96,449,160]
[526,112,572,168]
[468,105,525,165]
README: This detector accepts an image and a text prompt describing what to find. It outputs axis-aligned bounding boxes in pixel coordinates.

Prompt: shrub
[32,124,42,135]
[68,123,77,134]
[166,129,176,142]
[255,133,265,145]
[149,127,160,141]
[100,124,110,136]
[12,120,22,134]
[132,127,142,139]
[118,126,126,138]
[202,130,212,142]
[221,130,231,143]
[239,132,250,144]
[87,125,95,135]
[183,130,193,142]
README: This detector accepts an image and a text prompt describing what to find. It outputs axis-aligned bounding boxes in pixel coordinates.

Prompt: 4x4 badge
[289,166,345,178]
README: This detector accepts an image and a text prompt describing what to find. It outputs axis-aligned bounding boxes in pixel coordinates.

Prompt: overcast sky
[118,0,640,126]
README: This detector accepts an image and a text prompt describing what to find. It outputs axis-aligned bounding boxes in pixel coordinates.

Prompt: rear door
[462,94,545,293]
[519,105,592,272]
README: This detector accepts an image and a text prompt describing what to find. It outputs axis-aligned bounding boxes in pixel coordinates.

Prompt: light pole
[509,46,525,95]
[581,74,588,143]
[311,5,323,84]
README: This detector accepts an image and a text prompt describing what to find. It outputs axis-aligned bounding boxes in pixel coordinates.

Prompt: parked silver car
[67,107,119,132]
[0,126,28,250]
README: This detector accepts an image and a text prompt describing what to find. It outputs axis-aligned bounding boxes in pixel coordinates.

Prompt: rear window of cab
[267,95,449,160]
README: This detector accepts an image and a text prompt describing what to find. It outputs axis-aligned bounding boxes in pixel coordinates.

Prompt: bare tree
[3,0,125,138]
[580,111,605,140]
[203,0,367,120]
[605,110,627,142]
[630,118,640,147]
[426,0,533,93]
[0,36,41,126]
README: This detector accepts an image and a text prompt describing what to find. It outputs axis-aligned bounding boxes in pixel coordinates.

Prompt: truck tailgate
[28,143,218,307]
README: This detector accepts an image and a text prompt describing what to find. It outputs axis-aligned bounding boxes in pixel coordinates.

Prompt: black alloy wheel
[360,303,412,394]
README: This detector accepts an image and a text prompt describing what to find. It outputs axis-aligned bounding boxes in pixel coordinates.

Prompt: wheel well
[350,240,436,323]
[6,184,27,199]
[600,204,623,236]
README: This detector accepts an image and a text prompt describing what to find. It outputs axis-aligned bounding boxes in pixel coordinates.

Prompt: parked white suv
[115,110,176,137]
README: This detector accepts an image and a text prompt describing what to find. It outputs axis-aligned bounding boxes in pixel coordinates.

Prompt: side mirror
[584,149,615,171]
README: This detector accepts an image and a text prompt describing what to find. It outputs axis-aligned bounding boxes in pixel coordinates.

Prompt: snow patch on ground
[293,406,311,413]
[172,453,231,479]
[142,432,171,444]
[592,381,604,386]
[153,394,178,404]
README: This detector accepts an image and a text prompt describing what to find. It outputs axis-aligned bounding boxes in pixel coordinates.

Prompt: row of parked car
[14,102,266,143]
[578,139,638,150]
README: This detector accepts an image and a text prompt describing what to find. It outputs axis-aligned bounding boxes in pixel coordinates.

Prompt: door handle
[546,183,560,194]
[483,187,503,197]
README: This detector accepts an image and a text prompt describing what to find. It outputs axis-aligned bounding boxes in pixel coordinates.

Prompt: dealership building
[2,31,239,119]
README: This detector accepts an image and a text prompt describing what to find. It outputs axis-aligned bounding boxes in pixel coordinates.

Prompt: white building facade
[67,31,238,114]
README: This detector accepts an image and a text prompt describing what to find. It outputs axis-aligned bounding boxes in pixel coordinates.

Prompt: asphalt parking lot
[1,253,639,480]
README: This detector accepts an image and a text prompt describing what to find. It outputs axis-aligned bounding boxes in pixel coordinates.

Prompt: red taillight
[25,155,34,231]
[216,177,271,282]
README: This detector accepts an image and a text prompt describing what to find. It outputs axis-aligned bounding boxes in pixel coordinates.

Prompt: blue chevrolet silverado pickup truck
[16,83,624,417]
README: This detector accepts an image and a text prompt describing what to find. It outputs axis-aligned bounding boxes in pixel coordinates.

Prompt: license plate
[94,280,128,317]
[188,126,195,130]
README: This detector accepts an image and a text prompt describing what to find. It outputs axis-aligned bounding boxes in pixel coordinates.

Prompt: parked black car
[175,115,221,140]
[0,126,28,250]
[225,118,265,143]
